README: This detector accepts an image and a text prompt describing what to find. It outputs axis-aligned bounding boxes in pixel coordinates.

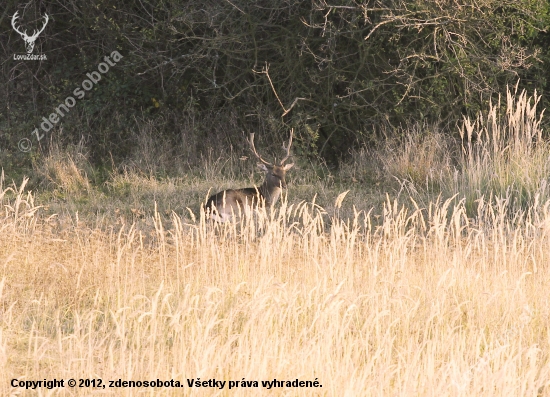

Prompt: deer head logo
[11,11,49,54]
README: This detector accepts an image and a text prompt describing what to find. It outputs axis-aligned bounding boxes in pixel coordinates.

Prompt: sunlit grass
[1,173,550,396]
[1,88,550,395]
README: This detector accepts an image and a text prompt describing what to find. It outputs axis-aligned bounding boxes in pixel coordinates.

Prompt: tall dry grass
[361,86,550,217]
[1,169,550,395]
[456,85,549,214]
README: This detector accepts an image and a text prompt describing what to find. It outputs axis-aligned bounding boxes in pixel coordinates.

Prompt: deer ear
[257,163,269,172]
[283,163,294,171]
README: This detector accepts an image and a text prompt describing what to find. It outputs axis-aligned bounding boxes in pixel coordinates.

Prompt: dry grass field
[1,89,550,396]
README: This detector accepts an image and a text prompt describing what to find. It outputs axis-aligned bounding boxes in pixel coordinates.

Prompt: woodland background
[1,0,549,176]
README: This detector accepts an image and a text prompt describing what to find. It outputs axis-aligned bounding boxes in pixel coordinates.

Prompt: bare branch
[253,62,286,114]
[282,98,308,117]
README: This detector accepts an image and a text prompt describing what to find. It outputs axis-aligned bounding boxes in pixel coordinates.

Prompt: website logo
[12,11,49,60]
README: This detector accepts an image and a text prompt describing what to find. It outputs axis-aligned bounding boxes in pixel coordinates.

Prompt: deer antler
[248,133,273,166]
[280,128,294,165]
[11,12,49,54]
[11,12,48,39]
[32,13,49,39]
[11,12,27,37]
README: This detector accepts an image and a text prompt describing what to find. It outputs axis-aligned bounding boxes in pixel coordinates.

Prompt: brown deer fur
[205,131,294,222]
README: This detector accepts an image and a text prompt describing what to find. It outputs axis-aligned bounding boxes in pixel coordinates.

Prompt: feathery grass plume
[2,177,550,395]
[457,85,548,215]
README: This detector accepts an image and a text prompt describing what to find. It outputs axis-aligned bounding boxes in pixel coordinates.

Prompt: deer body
[206,131,294,222]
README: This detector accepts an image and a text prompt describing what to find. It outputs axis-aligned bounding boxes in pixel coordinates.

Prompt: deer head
[205,130,295,221]
[12,11,49,54]
[248,129,294,193]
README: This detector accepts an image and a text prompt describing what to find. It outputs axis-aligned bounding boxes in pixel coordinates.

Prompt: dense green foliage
[1,0,549,168]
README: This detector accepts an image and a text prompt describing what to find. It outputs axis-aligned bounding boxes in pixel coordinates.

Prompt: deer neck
[259,181,282,207]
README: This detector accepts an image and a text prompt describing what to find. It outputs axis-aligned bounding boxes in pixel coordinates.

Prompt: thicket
[1,0,549,171]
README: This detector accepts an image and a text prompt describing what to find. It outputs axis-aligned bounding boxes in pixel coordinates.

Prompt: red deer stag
[205,130,294,222]
[11,12,49,54]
